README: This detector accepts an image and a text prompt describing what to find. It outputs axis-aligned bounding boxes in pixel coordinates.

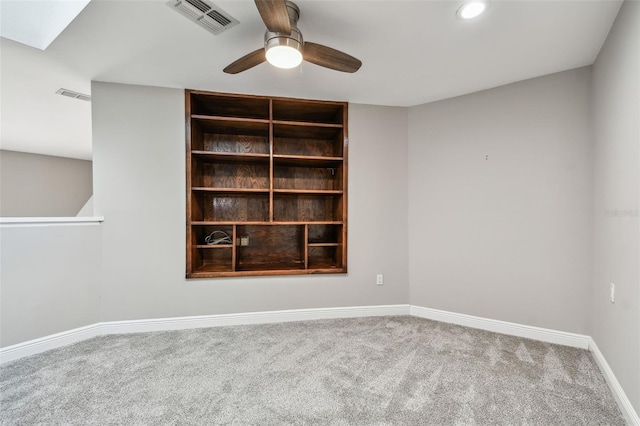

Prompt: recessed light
[457,1,487,20]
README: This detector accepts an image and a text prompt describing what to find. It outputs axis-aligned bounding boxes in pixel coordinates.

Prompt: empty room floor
[0,316,624,425]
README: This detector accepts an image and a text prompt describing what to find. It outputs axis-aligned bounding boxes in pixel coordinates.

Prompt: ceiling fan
[223,0,362,74]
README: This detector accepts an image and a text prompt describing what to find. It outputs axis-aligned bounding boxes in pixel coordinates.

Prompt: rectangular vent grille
[168,0,239,36]
[207,10,231,26]
[186,0,209,13]
[56,88,91,102]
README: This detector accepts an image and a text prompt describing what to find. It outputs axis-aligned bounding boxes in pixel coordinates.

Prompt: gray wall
[91,82,409,321]
[408,67,593,334]
[0,150,93,217]
[591,0,640,412]
[0,224,102,346]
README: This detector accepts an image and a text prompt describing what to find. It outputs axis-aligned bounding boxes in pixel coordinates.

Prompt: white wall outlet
[610,283,615,303]
[376,274,384,285]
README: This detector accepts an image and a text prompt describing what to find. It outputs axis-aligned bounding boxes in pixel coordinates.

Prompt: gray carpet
[0,316,625,425]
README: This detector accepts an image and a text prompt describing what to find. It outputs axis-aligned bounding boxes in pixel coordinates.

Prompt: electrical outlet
[376,274,384,285]
[610,283,615,303]
[240,236,249,246]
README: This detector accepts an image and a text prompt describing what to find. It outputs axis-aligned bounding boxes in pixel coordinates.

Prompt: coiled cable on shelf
[204,230,232,245]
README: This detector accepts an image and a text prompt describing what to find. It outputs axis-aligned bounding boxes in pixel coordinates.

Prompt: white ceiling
[0,0,623,160]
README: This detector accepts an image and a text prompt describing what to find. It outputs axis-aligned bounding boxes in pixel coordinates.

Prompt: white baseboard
[589,338,640,425]
[0,304,410,364]
[0,324,101,364]
[409,305,591,349]
[99,304,411,335]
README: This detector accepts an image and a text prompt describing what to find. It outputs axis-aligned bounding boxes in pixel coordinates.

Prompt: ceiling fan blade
[254,0,291,34]
[223,48,266,74]
[303,42,362,73]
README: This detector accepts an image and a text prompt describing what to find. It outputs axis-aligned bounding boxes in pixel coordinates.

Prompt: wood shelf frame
[186,90,348,278]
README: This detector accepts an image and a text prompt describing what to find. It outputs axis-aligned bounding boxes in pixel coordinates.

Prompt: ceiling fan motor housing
[264,1,303,52]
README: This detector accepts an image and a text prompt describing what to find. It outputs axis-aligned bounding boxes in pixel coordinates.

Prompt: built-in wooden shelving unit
[186,90,348,278]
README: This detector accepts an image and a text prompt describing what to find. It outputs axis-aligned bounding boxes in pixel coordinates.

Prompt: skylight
[0,0,91,50]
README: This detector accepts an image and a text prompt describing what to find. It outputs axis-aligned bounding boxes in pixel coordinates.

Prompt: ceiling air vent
[167,0,239,36]
[56,88,91,102]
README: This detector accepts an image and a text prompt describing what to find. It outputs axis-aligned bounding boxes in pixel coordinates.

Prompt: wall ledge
[0,216,104,226]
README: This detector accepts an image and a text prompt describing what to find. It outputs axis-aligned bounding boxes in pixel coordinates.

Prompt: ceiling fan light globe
[266,45,303,69]
[263,13,304,70]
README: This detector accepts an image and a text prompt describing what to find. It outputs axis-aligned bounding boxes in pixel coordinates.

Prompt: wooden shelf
[236,262,306,272]
[273,122,343,141]
[192,264,233,274]
[272,98,344,124]
[273,154,343,167]
[192,187,270,194]
[273,189,343,195]
[192,114,269,124]
[194,188,341,195]
[307,262,342,270]
[191,220,344,226]
[190,92,269,119]
[186,90,348,278]
[191,116,269,135]
[277,221,344,225]
[272,120,342,128]
[192,151,270,163]
[191,221,270,226]
[189,267,344,278]
[191,221,344,226]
